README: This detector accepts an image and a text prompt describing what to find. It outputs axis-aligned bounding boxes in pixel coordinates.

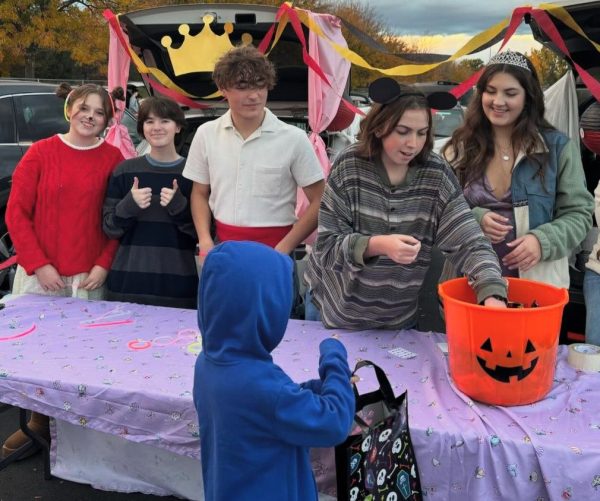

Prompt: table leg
[0,408,52,480]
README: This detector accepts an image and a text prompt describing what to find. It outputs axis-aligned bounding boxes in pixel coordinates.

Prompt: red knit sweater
[6,135,124,276]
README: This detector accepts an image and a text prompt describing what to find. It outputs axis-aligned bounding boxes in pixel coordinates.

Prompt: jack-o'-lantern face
[476,337,538,382]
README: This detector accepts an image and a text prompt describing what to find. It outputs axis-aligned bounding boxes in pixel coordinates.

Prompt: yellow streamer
[295,8,511,76]
[271,11,290,53]
[118,2,579,98]
[540,3,600,54]
[116,15,226,99]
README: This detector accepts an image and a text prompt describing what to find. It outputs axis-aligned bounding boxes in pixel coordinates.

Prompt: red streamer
[450,6,600,106]
[0,255,17,271]
[258,4,364,117]
[103,10,213,109]
[531,9,600,103]
[451,7,532,99]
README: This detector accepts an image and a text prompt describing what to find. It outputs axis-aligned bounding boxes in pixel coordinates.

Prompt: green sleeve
[529,139,594,260]
[471,207,490,225]
[352,236,371,265]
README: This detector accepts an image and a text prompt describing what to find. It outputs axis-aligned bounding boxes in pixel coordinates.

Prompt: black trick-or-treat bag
[335,360,422,501]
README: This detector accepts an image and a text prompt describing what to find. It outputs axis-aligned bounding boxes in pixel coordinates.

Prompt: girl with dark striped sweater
[103,97,198,308]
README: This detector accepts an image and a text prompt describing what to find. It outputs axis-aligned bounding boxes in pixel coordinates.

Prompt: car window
[0,97,16,143]
[14,94,68,143]
[121,109,142,147]
[432,108,464,138]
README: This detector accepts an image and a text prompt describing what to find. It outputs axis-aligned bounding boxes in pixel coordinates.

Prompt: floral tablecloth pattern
[1,294,599,500]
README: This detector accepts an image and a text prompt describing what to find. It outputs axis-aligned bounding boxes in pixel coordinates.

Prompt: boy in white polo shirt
[183,45,324,267]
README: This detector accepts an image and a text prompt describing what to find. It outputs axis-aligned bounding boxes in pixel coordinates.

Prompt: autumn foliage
[0,0,568,88]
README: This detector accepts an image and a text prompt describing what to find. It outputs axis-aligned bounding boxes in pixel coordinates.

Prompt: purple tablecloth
[1,294,599,500]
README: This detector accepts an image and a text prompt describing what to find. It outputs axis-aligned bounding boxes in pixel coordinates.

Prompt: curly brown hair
[212,45,276,90]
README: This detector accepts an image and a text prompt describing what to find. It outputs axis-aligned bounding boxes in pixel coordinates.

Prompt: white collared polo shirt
[183,109,323,227]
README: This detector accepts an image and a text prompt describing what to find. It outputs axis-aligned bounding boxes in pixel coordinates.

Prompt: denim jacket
[511,130,565,232]
[510,130,592,287]
[441,129,593,289]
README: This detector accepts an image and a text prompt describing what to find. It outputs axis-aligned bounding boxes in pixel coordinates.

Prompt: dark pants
[290,255,304,320]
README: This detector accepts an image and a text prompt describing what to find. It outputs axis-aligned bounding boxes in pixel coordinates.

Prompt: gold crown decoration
[161,15,253,76]
[487,50,531,72]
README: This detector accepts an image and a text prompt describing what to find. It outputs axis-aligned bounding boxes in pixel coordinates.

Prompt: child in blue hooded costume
[193,241,355,500]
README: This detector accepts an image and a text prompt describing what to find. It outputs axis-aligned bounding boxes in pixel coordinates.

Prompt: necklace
[495,144,512,162]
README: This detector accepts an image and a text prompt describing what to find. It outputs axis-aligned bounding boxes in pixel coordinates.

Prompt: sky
[360,0,543,58]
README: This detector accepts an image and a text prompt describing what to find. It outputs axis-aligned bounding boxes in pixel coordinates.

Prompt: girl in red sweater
[2,83,124,459]
[6,83,124,297]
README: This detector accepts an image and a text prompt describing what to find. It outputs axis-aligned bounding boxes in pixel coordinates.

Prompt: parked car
[119,2,595,339]
[0,80,70,294]
[0,80,70,234]
[118,106,144,148]
[431,105,464,152]
[413,80,475,108]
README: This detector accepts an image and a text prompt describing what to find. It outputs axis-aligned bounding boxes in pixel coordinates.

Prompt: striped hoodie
[305,145,506,330]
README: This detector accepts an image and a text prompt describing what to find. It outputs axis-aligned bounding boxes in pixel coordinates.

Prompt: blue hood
[198,241,294,363]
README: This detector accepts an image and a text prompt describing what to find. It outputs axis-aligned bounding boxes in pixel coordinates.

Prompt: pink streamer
[105,20,137,159]
[297,11,351,244]
[0,324,36,341]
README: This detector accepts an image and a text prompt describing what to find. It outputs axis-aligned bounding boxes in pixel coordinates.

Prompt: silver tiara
[487,50,531,72]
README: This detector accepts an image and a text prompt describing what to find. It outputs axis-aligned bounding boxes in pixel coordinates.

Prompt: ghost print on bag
[343,413,421,500]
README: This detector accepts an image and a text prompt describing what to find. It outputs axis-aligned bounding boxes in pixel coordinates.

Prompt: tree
[528,47,569,88]
[0,0,188,78]
[1,1,105,76]
[317,0,413,89]
[0,0,415,82]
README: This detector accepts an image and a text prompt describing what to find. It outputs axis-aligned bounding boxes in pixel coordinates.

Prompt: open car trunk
[529,1,600,75]
[118,3,342,117]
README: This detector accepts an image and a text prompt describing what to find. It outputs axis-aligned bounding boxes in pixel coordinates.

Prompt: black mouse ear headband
[368,77,458,110]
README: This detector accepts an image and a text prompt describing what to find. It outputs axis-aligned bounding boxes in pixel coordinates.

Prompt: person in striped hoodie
[305,78,507,330]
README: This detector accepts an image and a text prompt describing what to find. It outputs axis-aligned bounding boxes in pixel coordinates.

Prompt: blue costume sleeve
[299,379,323,394]
[273,338,355,447]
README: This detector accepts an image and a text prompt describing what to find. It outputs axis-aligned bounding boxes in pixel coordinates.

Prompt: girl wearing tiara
[442,51,593,287]
[305,78,507,330]
[2,83,124,459]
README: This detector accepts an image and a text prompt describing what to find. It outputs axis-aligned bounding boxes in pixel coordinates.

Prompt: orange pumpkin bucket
[438,277,569,406]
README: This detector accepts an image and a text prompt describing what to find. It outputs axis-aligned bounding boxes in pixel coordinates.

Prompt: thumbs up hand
[131,176,152,209]
[160,179,179,207]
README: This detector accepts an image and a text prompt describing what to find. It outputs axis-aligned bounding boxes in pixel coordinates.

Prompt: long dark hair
[355,86,433,165]
[442,55,554,187]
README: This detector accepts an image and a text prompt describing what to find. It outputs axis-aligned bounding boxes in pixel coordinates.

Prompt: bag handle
[352,360,396,405]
